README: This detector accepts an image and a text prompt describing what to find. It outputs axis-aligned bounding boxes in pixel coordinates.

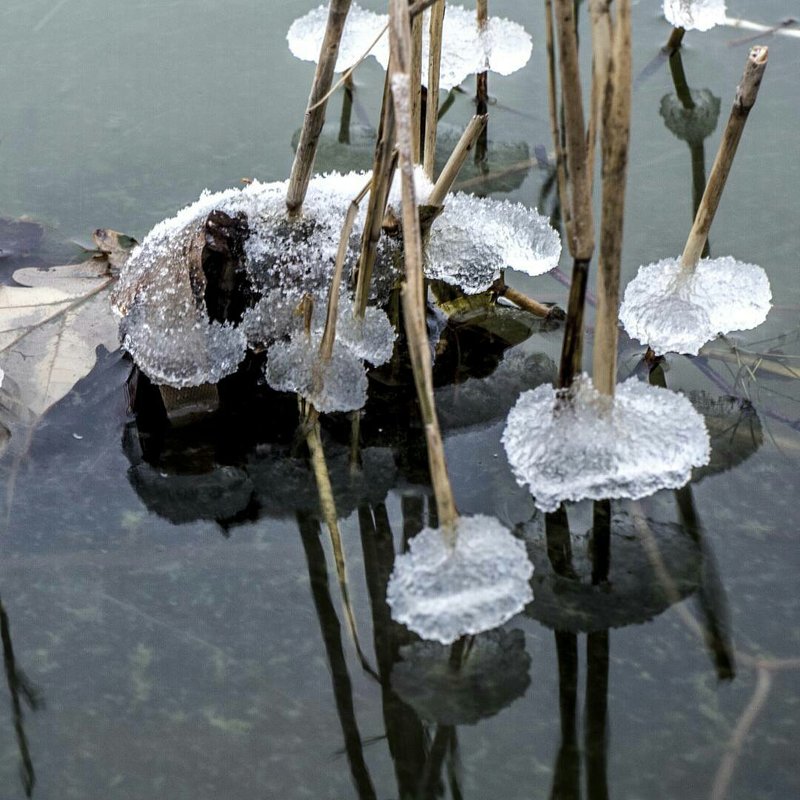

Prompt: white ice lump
[663,0,727,32]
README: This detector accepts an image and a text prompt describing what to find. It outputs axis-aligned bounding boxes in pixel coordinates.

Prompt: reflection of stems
[296,514,378,800]
[551,631,581,800]
[590,499,611,585]
[584,631,610,800]
[338,74,354,145]
[546,505,577,579]
[420,725,455,800]
[1,596,38,798]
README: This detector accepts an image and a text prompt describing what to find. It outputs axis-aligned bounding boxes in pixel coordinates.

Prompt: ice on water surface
[663,0,727,32]
[386,515,534,645]
[427,193,561,293]
[286,4,531,90]
[619,256,772,355]
[502,375,711,513]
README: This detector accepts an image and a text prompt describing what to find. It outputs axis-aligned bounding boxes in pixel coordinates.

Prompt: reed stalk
[680,46,768,269]
[353,74,397,316]
[494,279,565,319]
[411,8,424,162]
[475,0,489,163]
[586,0,612,194]
[389,0,458,537]
[287,0,353,215]
[426,114,488,206]
[554,0,595,389]
[423,0,446,180]
[592,0,632,397]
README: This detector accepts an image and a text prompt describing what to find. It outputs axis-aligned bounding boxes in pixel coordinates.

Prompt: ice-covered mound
[426,193,561,293]
[619,256,772,356]
[387,515,534,645]
[502,375,710,513]
[660,89,721,145]
[287,3,532,90]
[390,629,531,725]
[663,0,727,32]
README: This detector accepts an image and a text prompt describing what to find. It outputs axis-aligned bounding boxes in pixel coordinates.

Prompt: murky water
[1,2,799,798]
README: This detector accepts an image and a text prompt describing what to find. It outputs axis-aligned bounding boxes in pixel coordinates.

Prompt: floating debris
[663,0,727,32]
[502,375,710,513]
[387,515,534,645]
[619,256,772,356]
[390,629,531,725]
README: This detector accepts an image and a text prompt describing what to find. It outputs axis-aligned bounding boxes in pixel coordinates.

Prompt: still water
[1,1,799,798]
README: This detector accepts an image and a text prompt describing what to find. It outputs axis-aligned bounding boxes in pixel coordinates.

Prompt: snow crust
[387,514,534,644]
[502,375,711,513]
[619,256,772,355]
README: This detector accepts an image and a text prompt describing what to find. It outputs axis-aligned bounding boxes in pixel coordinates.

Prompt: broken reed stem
[426,114,488,206]
[287,0,353,215]
[544,0,573,246]
[680,46,768,269]
[496,282,557,319]
[389,0,459,537]
[411,10,424,162]
[554,0,595,389]
[665,25,685,53]
[475,0,489,162]
[318,179,372,365]
[423,0,446,180]
[586,0,612,195]
[592,0,632,397]
[353,73,397,317]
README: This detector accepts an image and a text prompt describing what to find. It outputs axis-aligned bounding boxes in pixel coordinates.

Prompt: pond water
[1,1,800,798]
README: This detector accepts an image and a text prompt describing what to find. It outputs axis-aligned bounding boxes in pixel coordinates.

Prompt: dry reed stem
[423,0,447,180]
[318,179,372,365]
[587,0,612,194]
[427,114,488,206]
[592,0,632,397]
[353,74,397,316]
[389,0,458,536]
[476,0,489,120]
[496,282,559,319]
[287,0,353,214]
[681,46,768,268]
[544,0,573,248]
[411,10,424,162]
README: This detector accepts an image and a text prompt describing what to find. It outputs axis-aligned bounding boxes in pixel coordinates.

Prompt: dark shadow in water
[1,596,41,797]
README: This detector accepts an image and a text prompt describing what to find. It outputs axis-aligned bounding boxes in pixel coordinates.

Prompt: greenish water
[1,2,800,799]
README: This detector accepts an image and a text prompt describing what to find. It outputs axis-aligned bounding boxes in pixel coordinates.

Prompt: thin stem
[427,114,488,207]
[423,0,446,180]
[411,9,424,163]
[587,0,612,196]
[475,0,489,164]
[389,0,459,537]
[287,0,353,215]
[681,46,768,269]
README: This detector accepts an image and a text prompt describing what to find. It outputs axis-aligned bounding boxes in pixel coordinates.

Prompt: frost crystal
[390,629,531,725]
[427,194,561,293]
[502,375,711,513]
[286,4,531,90]
[619,256,772,355]
[660,89,721,145]
[387,515,534,645]
[663,0,727,32]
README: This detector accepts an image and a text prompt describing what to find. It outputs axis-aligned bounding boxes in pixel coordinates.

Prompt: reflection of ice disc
[523,512,702,633]
[663,0,727,32]
[387,515,534,645]
[660,89,721,145]
[619,256,772,356]
[503,375,710,513]
[391,629,531,725]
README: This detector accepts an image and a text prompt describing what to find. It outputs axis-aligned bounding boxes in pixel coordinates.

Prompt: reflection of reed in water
[1,595,41,798]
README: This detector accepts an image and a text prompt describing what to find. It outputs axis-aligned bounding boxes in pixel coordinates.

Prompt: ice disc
[502,375,711,513]
[387,514,534,645]
[663,0,727,32]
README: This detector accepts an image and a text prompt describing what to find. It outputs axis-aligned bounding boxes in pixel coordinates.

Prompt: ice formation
[390,629,531,725]
[660,89,721,145]
[426,193,561,293]
[502,375,711,513]
[663,0,727,32]
[386,514,534,645]
[286,4,532,90]
[619,256,772,356]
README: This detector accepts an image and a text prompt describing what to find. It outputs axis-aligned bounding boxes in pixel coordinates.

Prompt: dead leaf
[0,230,136,419]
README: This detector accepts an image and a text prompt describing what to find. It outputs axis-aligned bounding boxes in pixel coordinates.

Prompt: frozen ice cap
[660,89,721,145]
[387,514,534,645]
[619,256,772,356]
[502,375,711,513]
[426,193,561,293]
[390,629,531,725]
[286,4,532,90]
[663,0,727,32]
